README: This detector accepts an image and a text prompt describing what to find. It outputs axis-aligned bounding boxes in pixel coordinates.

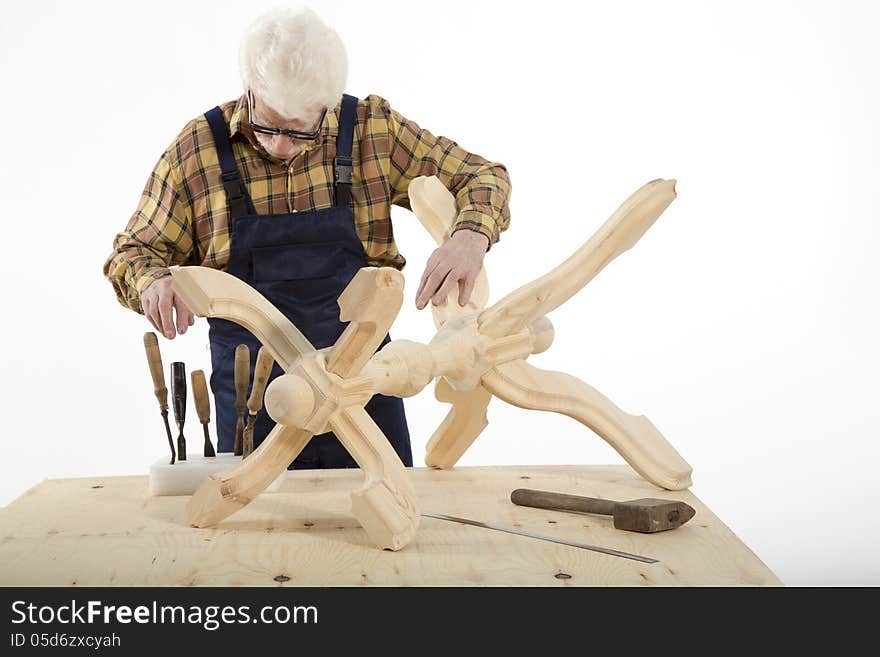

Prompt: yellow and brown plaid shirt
[103,93,512,313]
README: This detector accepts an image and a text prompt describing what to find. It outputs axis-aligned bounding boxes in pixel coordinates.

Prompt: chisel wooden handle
[171,361,188,461]
[247,348,275,415]
[511,489,616,516]
[171,362,187,425]
[191,369,215,457]
[234,345,250,413]
[233,344,250,456]
[143,332,168,410]
[191,370,210,424]
[144,331,175,463]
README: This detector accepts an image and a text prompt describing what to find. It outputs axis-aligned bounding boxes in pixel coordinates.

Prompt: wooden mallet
[511,488,695,533]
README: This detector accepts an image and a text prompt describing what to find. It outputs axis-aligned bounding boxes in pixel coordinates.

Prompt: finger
[459,272,476,307]
[173,295,193,334]
[145,298,161,334]
[416,262,445,309]
[157,293,176,340]
[415,263,435,306]
[424,248,442,271]
[418,247,444,283]
[432,269,460,306]
[416,251,443,304]
[143,298,161,333]
[417,266,449,309]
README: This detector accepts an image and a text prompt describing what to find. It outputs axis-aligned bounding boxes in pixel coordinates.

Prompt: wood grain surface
[0,465,781,587]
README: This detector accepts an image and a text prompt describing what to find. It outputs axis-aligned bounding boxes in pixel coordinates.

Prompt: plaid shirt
[103,93,512,313]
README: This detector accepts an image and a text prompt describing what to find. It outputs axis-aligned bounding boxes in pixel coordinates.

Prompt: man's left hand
[416,229,489,309]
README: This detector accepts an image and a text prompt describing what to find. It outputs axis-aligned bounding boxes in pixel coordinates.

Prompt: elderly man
[103,7,511,469]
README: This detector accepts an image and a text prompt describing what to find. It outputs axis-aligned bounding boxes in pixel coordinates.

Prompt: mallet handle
[511,489,616,516]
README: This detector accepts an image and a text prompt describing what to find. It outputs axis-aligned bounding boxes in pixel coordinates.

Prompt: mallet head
[613,498,696,533]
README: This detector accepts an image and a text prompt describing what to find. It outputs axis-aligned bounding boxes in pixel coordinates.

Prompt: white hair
[239,7,348,119]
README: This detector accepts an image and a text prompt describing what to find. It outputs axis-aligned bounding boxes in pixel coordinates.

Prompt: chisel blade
[422,512,659,564]
[160,411,176,465]
[242,415,256,458]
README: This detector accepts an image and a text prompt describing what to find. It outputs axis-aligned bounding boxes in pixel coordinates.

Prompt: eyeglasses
[247,90,326,141]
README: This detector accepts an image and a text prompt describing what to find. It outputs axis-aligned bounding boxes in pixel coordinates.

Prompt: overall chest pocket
[251,242,343,282]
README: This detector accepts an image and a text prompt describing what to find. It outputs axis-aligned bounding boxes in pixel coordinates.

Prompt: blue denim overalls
[203,95,412,468]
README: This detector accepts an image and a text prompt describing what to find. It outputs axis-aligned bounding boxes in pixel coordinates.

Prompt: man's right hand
[141,275,194,339]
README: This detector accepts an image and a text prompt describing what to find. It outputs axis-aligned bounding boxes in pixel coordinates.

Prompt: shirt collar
[229,93,341,164]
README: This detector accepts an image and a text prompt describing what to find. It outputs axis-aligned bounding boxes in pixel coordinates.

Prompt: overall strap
[334,94,358,207]
[205,106,256,220]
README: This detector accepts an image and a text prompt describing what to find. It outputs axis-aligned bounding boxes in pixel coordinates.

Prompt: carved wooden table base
[169,176,693,551]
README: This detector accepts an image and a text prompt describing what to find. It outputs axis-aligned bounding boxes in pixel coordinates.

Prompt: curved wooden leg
[187,424,313,527]
[329,407,419,550]
[482,359,693,490]
[478,179,677,339]
[322,267,417,549]
[170,265,314,370]
[425,379,492,469]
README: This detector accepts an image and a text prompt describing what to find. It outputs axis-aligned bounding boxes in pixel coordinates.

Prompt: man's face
[249,93,325,161]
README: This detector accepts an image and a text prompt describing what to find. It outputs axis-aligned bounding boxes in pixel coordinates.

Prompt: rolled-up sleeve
[386,104,511,248]
[102,149,194,313]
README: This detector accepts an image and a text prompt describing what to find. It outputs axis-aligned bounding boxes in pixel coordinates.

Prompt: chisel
[422,512,658,564]
[143,332,175,464]
[190,370,215,457]
[171,361,187,461]
[243,347,275,458]
[233,344,250,456]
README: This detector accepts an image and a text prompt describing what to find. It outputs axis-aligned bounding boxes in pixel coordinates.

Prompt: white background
[0,0,877,586]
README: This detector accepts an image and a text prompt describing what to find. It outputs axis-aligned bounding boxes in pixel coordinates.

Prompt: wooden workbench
[0,465,781,586]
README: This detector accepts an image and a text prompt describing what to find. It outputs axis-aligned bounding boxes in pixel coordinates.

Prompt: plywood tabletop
[0,465,781,586]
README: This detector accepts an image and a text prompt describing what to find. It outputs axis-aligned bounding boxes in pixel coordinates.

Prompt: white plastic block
[149,452,286,496]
